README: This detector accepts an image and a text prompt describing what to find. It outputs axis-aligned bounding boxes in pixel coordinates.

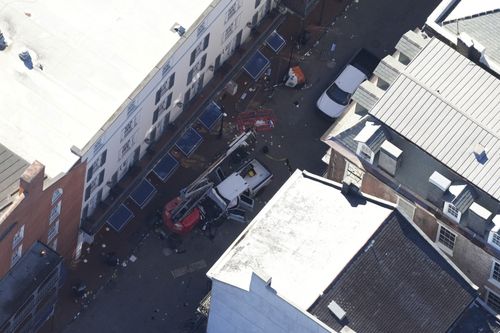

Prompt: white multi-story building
[0,0,277,251]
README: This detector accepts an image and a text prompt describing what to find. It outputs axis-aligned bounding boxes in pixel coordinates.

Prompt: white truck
[163,131,272,234]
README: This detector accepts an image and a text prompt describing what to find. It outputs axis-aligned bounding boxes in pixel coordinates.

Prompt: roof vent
[328,300,346,321]
[171,23,185,37]
[0,31,6,50]
[19,50,34,69]
[473,143,488,163]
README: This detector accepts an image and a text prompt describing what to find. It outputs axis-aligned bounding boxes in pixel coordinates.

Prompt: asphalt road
[60,0,441,332]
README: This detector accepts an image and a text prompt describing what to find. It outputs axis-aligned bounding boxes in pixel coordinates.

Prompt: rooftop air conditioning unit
[378,140,402,176]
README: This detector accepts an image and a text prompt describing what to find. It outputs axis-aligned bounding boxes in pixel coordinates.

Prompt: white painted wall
[79,0,277,219]
[208,274,334,333]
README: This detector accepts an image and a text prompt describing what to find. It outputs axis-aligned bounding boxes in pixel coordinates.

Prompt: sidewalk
[45,1,347,332]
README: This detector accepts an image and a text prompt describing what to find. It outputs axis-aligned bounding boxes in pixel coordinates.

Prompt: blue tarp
[198,101,223,130]
[129,179,157,209]
[175,127,203,157]
[153,153,179,182]
[266,31,286,53]
[107,204,134,232]
[243,51,270,81]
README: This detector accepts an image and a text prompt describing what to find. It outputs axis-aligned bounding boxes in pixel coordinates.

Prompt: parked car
[317,49,379,118]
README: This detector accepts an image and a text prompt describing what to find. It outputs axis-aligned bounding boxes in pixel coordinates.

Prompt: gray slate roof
[395,30,429,60]
[373,55,406,85]
[451,185,477,213]
[0,144,29,207]
[370,38,500,200]
[352,81,384,111]
[308,211,477,333]
[443,10,500,67]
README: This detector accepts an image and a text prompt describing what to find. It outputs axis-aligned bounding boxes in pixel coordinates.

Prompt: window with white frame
[85,170,105,201]
[397,196,416,221]
[155,72,175,105]
[487,290,500,314]
[343,161,364,188]
[122,117,138,141]
[51,188,63,205]
[190,35,209,66]
[49,238,58,251]
[48,220,59,243]
[223,18,238,42]
[11,244,22,268]
[187,54,207,85]
[120,137,135,160]
[12,225,24,249]
[225,0,241,23]
[491,261,500,285]
[356,143,374,164]
[443,202,461,223]
[49,200,61,224]
[437,225,456,254]
[87,150,107,182]
[492,232,500,249]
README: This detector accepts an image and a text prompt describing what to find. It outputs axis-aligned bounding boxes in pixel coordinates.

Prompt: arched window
[51,188,63,205]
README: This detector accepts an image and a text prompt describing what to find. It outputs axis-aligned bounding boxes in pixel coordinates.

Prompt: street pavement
[50,0,441,332]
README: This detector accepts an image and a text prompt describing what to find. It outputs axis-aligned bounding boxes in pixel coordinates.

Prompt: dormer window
[357,143,374,163]
[488,215,500,250]
[442,184,476,224]
[353,121,386,165]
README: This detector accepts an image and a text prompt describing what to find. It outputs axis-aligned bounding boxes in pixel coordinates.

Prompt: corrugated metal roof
[373,55,406,85]
[395,30,429,60]
[443,11,500,66]
[370,38,500,200]
[352,81,385,110]
[0,143,29,205]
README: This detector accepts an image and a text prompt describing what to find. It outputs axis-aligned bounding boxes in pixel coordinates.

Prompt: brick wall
[0,161,86,278]
[413,206,438,241]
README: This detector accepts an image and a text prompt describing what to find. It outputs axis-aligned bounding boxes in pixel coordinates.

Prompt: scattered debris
[129,255,137,262]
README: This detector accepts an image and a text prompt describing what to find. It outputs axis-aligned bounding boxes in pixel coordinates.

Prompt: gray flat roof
[0,242,61,325]
[370,38,500,200]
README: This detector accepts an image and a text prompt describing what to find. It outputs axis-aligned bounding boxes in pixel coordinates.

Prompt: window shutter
[168,73,175,89]
[190,50,196,65]
[85,186,91,201]
[100,150,107,166]
[152,108,159,124]
[98,170,105,185]
[165,93,172,110]
[155,88,162,105]
[86,165,94,183]
[200,54,207,70]
[203,34,210,50]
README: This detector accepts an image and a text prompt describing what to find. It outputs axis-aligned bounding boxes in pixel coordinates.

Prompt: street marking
[171,260,207,278]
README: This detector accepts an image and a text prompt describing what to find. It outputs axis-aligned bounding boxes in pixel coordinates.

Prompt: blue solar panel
[153,153,179,182]
[243,51,270,81]
[107,204,134,232]
[266,31,286,53]
[129,179,157,209]
[198,101,223,130]
[175,127,203,157]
